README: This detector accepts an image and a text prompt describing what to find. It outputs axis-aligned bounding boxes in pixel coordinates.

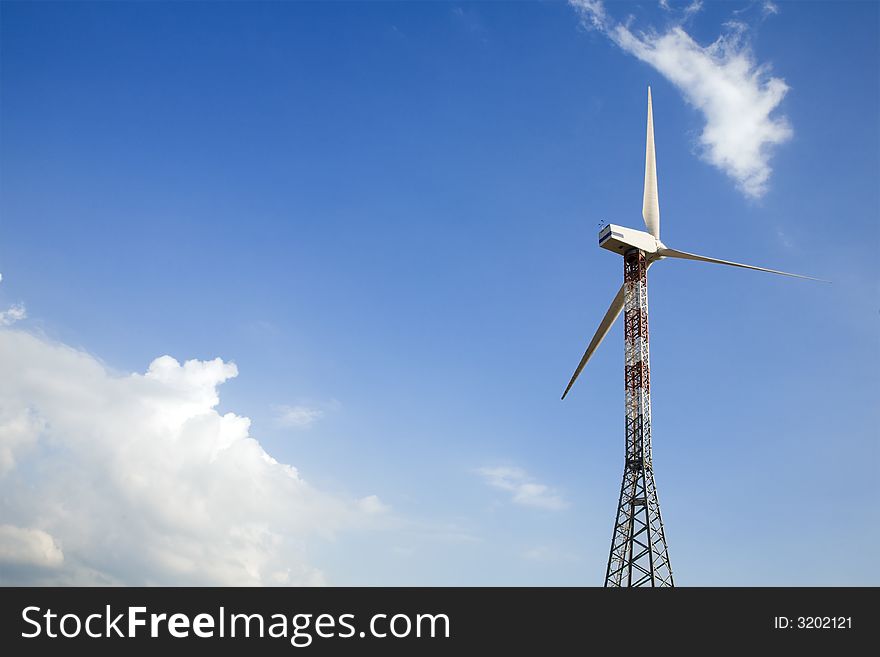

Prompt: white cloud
[571,0,792,198]
[358,494,391,515]
[659,0,702,17]
[0,329,384,585]
[0,273,27,326]
[476,466,568,511]
[683,0,703,18]
[0,406,43,476]
[0,525,64,568]
[0,303,26,326]
[274,404,326,429]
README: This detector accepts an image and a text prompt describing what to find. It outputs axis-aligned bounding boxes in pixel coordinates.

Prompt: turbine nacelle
[598,223,665,259]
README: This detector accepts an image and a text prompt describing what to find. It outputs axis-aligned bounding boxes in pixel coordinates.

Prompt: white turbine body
[561,87,821,401]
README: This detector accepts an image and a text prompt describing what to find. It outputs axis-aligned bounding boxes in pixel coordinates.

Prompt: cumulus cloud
[571,0,792,197]
[0,525,64,568]
[0,406,43,476]
[0,330,387,585]
[476,466,568,511]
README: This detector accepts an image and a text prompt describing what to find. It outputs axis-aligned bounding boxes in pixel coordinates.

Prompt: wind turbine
[562,87,820,588]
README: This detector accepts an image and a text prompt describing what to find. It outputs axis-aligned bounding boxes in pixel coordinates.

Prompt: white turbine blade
[642,86,660,239]
[561,284,625,400]
[659,247,826,281]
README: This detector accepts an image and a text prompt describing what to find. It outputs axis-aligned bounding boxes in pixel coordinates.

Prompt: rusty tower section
[604,249,673,587]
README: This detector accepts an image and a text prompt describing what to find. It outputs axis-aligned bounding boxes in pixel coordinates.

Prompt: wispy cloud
[775,226,795,250]
[763,1,780,17]
[274,400,339,430]
[570,0,792,198]
[0,303,26,327]
[358,494,391,515]
[659,0,703,18]
[476,466,568,511]
[0,274,27,327]
[683,0,703,18]
[275,404,325,429]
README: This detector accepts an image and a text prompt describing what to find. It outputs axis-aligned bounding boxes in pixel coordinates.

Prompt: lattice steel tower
[604,249,673,587]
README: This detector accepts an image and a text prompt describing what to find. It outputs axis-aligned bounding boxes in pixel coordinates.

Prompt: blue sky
[0,1,877,586]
